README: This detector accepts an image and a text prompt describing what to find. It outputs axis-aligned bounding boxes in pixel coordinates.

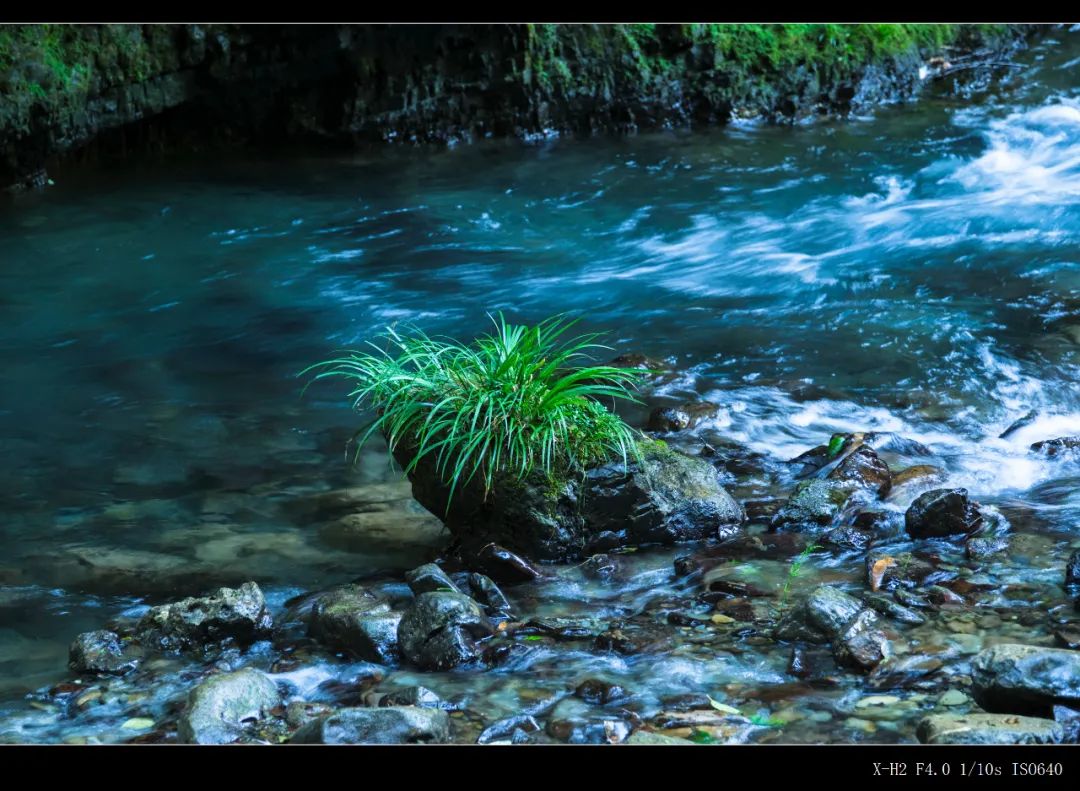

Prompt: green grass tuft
[302,314,648,505]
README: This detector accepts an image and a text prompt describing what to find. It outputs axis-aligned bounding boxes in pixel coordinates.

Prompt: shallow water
[2,32,1080,743]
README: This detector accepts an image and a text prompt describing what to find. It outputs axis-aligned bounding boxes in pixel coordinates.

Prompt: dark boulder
[290,706,450,744]
[574,678,630,705]
[832,609,890,672]
[396,438,742,560]
[474,543,542,584]
[69,630,141,675]
[904,488,982,538]
[971,644,1080,716]
[468,573,512,618]
[397,592,493,670]
[136,582,273,652]
[306,585,400,664]
[1030,436,1080,457]
[775,585,889,672]
[405,563,461,595]
[827,446,891,497]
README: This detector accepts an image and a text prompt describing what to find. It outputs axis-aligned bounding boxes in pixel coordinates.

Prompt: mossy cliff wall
[0,23,1037,188]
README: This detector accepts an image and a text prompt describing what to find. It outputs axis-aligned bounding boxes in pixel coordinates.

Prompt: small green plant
[776,542,823,617]
[302,313,647,506]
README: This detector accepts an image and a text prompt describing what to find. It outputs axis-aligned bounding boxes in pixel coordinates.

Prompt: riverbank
[0,23,1042,190]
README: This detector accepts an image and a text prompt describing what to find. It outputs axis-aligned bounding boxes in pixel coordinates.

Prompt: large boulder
[394,438,743,560]
[177,668,281,745]
[771,479,856,530]
[136,582,273,652]
[397,592,493,670]
[290,706,450,744]
[917,713,1064,745]
[971,644,1080,716]
[905,488,982,539]
[306,585,401,664]
[69,630,141,675]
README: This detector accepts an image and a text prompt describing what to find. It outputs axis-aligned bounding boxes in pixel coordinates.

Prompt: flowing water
[2,32,1080,743]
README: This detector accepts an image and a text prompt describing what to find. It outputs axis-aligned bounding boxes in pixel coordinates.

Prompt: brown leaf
[870,557,897,592]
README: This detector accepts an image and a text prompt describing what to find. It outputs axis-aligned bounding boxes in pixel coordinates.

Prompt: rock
[379,686,443,709]
[477,714,542,744]
[474,544,542,584]
[306,585,400,664]
[581,442,744,546]
[608,353,669,377]
[68,630,141,675]
[468,573,512,617]
[827,447,891,497]
[646,401,719,433]
[885,465,947,506]
[519,616,607,641]
[916,713,1063,745]
[397,437,742,560]
[1067,550,1080,588]
[939,690,969,707]
[833,609,890,672]
[904,488,982,538]
[1030,436,1080,457]
[971,644,1080,716]
[776,586,888,672]
[626,730,696,745]
[822,525,874,552]
[776,586,864,643]
[966,534,1011,561]
[770,479,855,530]
[861,594,926,625]
[546,717,631,744]
[290,706,450,744]
[581,553,620,581]
[177,669,281,745]
[136,582,273,651]
[1000,410,1039,439]
[405,563,461,595]
[285,701,335,729]
[397,592,492,670]
[574,678,629,705]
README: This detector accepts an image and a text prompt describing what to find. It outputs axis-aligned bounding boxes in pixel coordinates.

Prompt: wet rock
[477,714,542,744]
[608,353,669,377]
[379,686,443,709]
[833,609,890,672]
[971,644,1080,716]
[69,630,141,675]
[307,585,400,664]
[626,730,696,744]
[770,479,855,530]
[468,573,512,618]
[474,544,542,584]
[581,443,745,546]
[519,616,607,641]
[136,582,273,652]
[827,446,891,497]
[1067,550,1080,588]
[397,592,492,670]
[405,563,461,596]
[290,706,450,744]
[1055,627,1080,650]
[1000,410,1039,439]
[646,401,719,433]
[581,553,620,581]
[861,594,926,625]
[177,668,281,745]
[546,717,631,744]
[788,645,839,681]
[775,586,864,643]
[904,488,982,539]
[1030,436,1080,457]
[916,713,1063,745]
[574,678,629,705]
[966,534,1011,561]
[284,701,335,729]
[595,619,675,656]
[316,502,445,554]
[885,464,947,506]
[867,654,944,691]
[822,525,874,552]
[650,709,760,743]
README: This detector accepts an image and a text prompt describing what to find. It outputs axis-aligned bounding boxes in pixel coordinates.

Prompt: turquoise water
[1,32,1080,742]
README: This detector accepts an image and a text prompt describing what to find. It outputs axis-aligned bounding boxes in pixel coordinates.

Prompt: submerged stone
[916,713,1063,745]
[290,706,450,744]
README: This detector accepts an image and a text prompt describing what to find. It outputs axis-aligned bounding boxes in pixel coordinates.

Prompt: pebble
[938,690,968,707]
[845,717,877,733]
[855,695,900,708]
[121,717,155,730]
